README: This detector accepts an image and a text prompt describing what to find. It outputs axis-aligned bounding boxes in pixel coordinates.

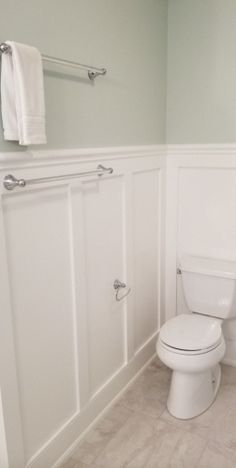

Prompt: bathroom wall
[167,0,236,144]
[164,145,236,365]
[0,0,167,152]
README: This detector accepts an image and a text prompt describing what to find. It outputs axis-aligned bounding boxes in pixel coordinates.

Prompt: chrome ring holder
[113,279,131,302]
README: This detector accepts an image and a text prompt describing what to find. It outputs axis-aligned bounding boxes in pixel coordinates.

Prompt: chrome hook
[113,279,131,302]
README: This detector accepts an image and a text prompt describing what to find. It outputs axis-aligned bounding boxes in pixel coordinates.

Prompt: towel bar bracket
[4,175,26,191]
[0,43,10,54]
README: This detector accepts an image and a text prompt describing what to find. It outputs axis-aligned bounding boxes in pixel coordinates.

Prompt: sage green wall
[167,0,236,144]
[0,0,167,151]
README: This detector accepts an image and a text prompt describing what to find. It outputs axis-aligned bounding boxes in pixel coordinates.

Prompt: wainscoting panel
[0,146,165,468]
[165,145,236,366]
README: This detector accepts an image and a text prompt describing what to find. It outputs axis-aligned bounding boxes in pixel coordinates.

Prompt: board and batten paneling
[0,146,164,468]
[165,145,236,367]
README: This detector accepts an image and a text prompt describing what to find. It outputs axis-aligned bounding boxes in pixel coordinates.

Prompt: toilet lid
[160,314,222,351]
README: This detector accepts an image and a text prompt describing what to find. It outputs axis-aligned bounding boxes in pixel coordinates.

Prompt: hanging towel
[1,41,47,145]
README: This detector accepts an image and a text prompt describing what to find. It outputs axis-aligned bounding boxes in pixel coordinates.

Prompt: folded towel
[1,41,47,145]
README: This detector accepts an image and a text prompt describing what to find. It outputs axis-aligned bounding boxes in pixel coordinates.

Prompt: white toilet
[157,255,236,420]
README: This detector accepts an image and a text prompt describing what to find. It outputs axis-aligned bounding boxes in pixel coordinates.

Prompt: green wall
[0,0,168,151]
[167,0,236,144]
[2,1,236,150]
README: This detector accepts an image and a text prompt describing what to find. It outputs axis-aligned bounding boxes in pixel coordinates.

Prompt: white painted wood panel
[132,170,160,353]
[178,168,236,261]
[165,145,236,366]
[81,176,126,396]
[177,166,236,363]
[2,187,77,461]
[0,146,164,467]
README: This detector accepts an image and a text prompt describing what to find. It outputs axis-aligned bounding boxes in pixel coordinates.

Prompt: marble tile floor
[60,358,236,468]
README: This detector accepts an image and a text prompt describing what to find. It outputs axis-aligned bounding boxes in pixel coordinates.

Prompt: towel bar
[0,42,107,81]
[3,164,113,191]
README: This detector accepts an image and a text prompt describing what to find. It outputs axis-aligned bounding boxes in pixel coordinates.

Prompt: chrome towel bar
[3,164,113,191]
[0,42,107,81]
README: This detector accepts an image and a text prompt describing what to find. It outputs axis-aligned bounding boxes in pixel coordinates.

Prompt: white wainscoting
[165,144,236,367]
[0,146,165,468]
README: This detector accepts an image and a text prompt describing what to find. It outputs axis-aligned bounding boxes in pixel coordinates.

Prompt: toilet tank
[180,255,236,319]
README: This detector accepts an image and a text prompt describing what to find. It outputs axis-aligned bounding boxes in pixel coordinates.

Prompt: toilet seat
[159,313,222,355]
[160,339,222,355]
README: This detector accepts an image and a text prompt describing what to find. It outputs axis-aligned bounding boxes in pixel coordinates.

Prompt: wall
[0,146,164,467]
[167,0,236,144]
[0,0,167,152]
[165,144,236,365]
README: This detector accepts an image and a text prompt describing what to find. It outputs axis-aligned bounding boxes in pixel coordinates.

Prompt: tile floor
[60,358,236,468]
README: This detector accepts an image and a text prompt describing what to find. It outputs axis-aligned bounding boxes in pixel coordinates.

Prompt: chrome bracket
[88,68,107,81]
[113,279,131,302]
[3,174,26,190]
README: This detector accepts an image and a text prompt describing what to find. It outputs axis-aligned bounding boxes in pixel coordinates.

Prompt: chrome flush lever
[113,279,131,302]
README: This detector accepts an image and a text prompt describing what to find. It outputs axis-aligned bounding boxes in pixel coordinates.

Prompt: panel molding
[0,145,164,468]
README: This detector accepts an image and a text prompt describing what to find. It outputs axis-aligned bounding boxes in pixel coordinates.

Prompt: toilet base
[167,364,221,419]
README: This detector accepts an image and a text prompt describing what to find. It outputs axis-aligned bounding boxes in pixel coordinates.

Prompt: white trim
[2,143,236,165]
[0,145,166,167]
[167,143,236,156]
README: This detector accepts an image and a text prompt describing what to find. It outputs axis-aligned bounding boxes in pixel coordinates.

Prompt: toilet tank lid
[180,255,236,279]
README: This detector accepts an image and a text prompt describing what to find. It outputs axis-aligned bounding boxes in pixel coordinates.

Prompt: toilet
[157,255,236,420]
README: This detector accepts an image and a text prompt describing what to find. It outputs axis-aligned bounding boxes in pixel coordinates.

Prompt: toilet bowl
[156,314,225,419]
[157,255,236,420]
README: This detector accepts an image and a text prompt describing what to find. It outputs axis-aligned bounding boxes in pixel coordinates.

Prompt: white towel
[1,41,46,145]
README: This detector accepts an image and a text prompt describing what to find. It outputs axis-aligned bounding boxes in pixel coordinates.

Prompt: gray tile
[94,411,160,467]
[119,360,171,418]
[221,364,236,386]
[167,431,207,468]
[94,415,206,468]
[65,359,236,468]
[161,381,236,462]
[60,458,89,468]
[71,403,133,465]
[206,387,236,462]
[161,381,234,437]
[198,443,236,468]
